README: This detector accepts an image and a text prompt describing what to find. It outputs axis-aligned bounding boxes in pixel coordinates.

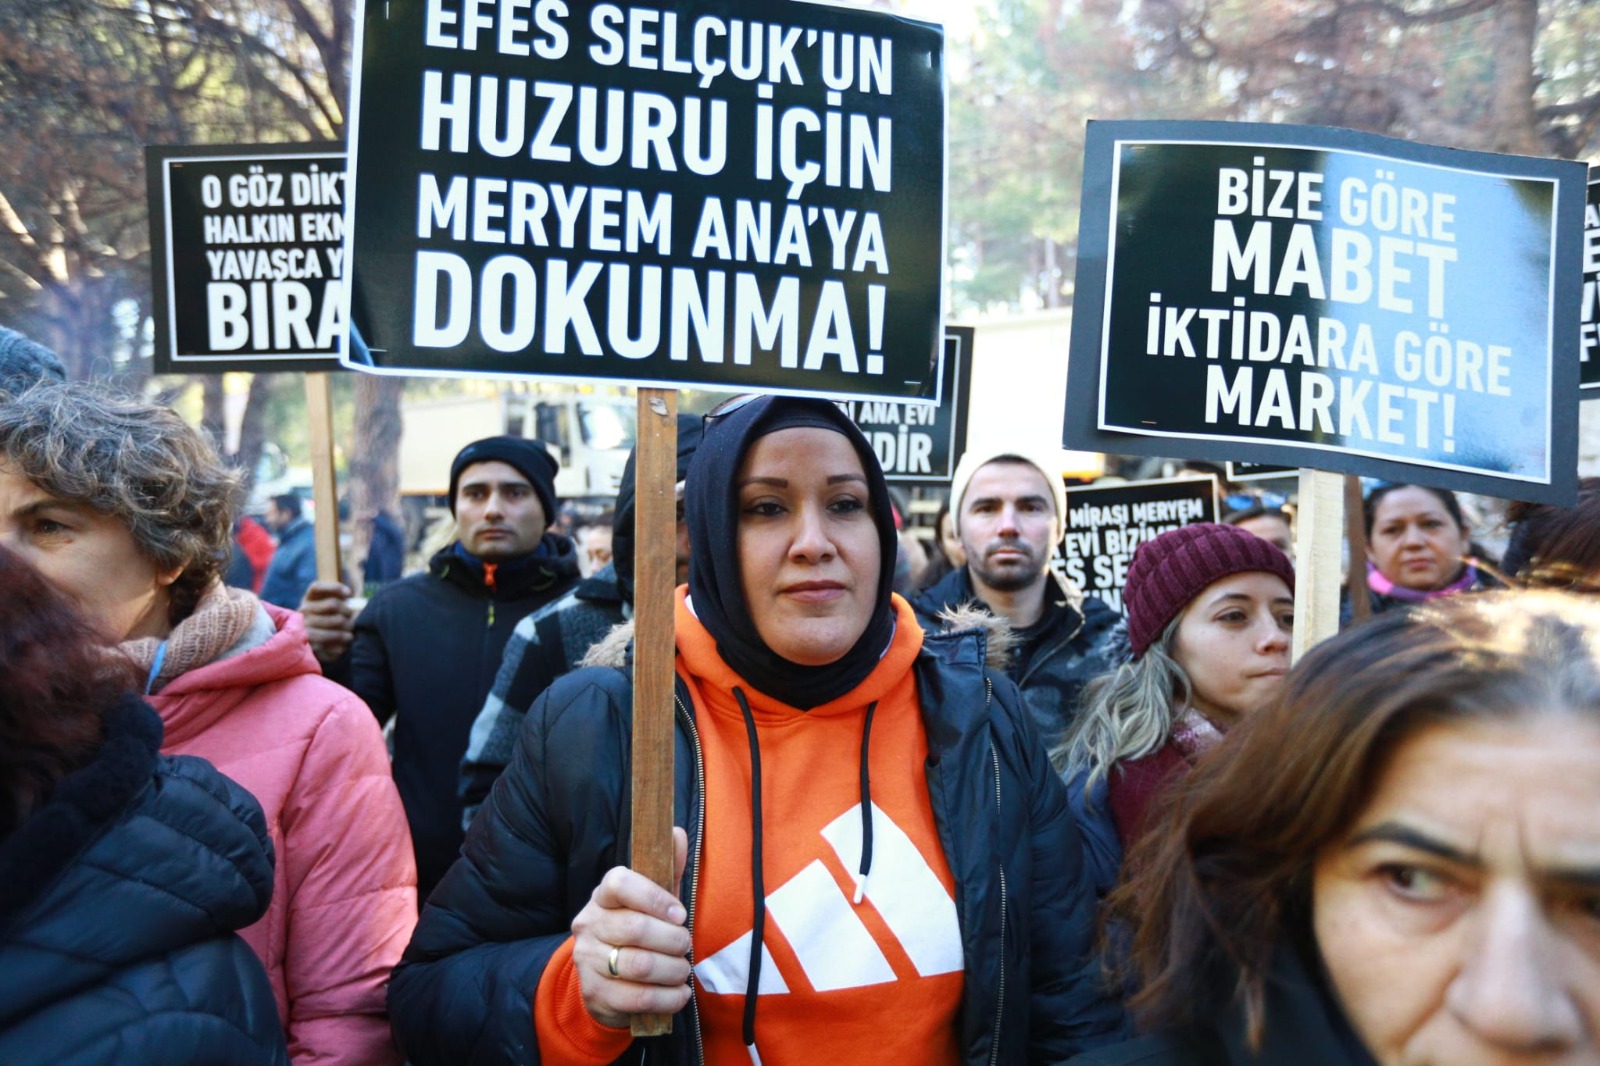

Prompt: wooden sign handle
[304,373,343,585]
[629,387,678,1038]
[1344,475,1371,624]
[1292,468,1344,662]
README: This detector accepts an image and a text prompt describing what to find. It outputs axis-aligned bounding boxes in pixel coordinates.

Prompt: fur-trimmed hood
[577,597,1017,673]
[934,601,1019,672]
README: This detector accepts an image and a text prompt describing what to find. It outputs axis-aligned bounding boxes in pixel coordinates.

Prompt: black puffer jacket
[0,695,288,1065]
[912,567,1120,741]
[348,536,580,898]
[390,622,1126,1065]
[1066,944,1377,1066]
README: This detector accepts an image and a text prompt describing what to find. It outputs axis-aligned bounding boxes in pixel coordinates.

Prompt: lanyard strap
[144,640,168,695]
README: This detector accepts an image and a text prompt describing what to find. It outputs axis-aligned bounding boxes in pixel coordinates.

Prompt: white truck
[399,390,635,525]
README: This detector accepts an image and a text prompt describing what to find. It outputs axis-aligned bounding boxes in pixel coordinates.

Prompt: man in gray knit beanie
[0,326,67,394]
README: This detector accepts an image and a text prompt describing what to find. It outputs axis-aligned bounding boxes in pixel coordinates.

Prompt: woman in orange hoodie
[390,394,1125,1065]
[0,381,416,1066]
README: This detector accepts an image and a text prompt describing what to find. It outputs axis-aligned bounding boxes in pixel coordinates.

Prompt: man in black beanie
[458,415,702,826]
[306,435,579,900]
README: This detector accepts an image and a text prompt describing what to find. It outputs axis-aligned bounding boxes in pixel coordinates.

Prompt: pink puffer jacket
[150,602,416,1066]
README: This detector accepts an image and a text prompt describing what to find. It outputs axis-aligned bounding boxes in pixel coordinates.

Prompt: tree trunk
[1489,0,1545,156]
[348,374,405,587]
[235,373,273,502]
[201,376,227,451]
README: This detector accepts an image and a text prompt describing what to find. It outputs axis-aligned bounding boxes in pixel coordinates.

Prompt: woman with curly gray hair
[0,380,240,635]
[0,380,417,1066]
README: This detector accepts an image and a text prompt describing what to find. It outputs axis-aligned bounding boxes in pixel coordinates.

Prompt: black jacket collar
[1126,943,1377,1066]
[429,533,579,598]
[914,565,1090,645]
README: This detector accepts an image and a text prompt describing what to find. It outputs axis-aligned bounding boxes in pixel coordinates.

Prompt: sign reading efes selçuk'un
[1065,120,1585,505]
[343,0,947,401]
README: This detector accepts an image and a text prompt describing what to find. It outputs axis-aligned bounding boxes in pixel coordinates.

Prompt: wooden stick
[629,387,678,1038]
[1344,475,1371,624]
[1292,468,1344,662]
[304,373,343,584]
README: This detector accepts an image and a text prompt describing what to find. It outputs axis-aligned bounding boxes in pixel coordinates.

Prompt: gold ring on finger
[607,945,622,978]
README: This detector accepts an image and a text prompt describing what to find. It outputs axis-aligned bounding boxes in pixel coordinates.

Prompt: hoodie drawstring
[734,692,880,1063]
[854,700,878,904]
[144,640,168,696]
[734,687,765,1062]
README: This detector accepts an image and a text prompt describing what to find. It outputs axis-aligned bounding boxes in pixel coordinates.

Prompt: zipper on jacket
[986,676,1007,1066]
[675,690,708,1066]
[990,863,1008,1066]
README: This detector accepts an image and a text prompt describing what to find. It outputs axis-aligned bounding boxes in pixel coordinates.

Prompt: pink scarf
[119,583,260,694]
[1366,560,1479,604]
[1170,707,1225,763]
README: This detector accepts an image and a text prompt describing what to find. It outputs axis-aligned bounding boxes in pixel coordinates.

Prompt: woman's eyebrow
[1545,865,1600,893]
[1346,821,1478,866]
[13,497,84,519]
[1351,821,1600,889]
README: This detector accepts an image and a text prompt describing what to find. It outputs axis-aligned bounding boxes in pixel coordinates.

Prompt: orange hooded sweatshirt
[536,591,963,1065]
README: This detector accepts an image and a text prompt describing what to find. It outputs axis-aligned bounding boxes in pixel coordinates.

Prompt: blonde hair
[1052,614,1189,793]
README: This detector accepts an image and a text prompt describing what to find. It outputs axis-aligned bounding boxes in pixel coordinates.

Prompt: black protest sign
[837,325,972,482]
[1065,120,1585,506]
[344,0,945,399]
[1060,476,1220,614]
[147,144,348,374]
[1584,173,1600,394]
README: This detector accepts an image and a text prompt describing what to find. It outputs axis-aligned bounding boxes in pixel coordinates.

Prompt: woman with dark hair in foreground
[0,545,287,1064]
[1071,590,1600,1066]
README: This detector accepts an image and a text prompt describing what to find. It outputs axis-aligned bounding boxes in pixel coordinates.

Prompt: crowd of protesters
[3,323,1600,1066]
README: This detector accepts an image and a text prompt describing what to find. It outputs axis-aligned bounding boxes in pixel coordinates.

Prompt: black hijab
[686,395,898,710]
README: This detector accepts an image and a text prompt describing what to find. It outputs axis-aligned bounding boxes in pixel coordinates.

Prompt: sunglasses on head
[702,393,763,430]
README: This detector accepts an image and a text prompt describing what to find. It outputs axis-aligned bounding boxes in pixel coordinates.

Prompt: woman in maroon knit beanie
[1054,523,1294,860]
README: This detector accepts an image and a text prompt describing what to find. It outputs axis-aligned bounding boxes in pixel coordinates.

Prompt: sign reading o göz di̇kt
[147,143,349,374]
